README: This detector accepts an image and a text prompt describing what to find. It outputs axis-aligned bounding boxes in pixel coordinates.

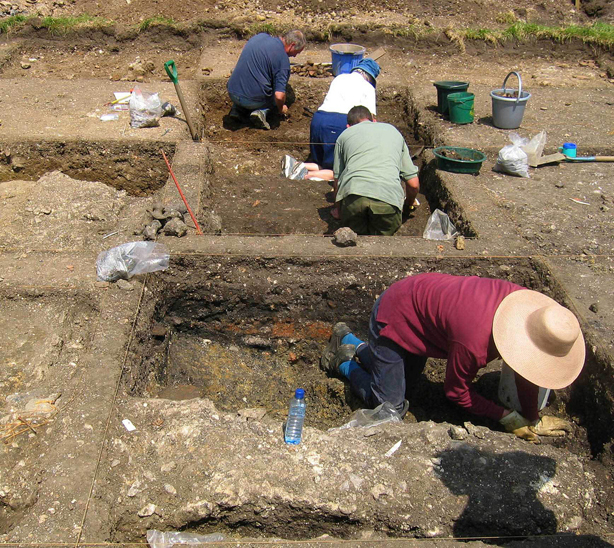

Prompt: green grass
[447,21,614,48]
[504,21,614,46]
[0,15,28,34]
[39,14,109,35]
[464,28,494,40]
[138,16,177,32]
[246,22,281,37]
[1,13,613,49]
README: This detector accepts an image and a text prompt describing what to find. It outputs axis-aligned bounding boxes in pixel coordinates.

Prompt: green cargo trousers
[340,194,402,236]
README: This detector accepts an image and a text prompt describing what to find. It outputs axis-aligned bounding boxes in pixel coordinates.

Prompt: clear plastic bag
[331,402,402,430]
[147,530,224,548]
[129,87,163,128]
[521,130,547,167]
[281,154,308,180]
[96,241,169,281]
[423,209,459,240]
[493,132,530,178]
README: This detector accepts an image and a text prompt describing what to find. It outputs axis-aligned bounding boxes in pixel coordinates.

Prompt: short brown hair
[347,105,373,126]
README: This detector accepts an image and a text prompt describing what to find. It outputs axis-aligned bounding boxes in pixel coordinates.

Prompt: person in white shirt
[303,58,380,186]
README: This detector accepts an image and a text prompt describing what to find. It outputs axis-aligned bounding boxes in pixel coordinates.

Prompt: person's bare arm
[274,91,288,114]
[403,176,420,208]
[331,178,340,219]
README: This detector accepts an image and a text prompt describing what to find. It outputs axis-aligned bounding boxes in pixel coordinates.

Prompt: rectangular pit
[126,256,612,457]
[199,80,465,236]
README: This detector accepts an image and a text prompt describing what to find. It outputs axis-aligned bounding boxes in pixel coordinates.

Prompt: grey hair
[282,30,306,50]
[355,68,375,87]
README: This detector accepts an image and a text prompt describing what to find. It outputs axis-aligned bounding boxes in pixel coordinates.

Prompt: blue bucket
[329,43,365,76]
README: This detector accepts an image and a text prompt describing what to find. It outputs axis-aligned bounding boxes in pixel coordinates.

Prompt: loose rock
[162,217,188,237]
[116,279,134,291]
[151,324,167,338]
[448,425,468,440]
[333,227,357,247]
[238,408,267,421]
[143,220,162,240]
[137,503,156,517]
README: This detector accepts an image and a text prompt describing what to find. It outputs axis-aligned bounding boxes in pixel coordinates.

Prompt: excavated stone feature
[97,397,602,543]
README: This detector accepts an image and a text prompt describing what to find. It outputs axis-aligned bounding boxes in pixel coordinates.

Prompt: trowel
[530,152,614,167]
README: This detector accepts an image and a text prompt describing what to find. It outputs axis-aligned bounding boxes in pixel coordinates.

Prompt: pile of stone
[291,62,333,78]
[138,201,189,239]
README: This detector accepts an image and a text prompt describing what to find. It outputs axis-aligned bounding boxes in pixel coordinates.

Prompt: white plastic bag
[281,154,308,180]
[147,530,224,548]
[521,130,547,167]
[96,241,169,281]
[330,402,402,431]
[493,132,530,178]
[423,209,459,240]
[129,87,163,128]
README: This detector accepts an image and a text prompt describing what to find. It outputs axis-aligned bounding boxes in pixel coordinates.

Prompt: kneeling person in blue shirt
[227,30,305,130]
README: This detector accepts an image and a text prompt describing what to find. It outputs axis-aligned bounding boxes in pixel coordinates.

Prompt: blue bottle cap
[295,388,305,399]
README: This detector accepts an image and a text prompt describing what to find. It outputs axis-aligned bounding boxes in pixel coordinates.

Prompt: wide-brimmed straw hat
[492,290,585,390]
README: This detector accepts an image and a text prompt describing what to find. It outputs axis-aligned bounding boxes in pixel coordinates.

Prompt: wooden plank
[367,47,386,61]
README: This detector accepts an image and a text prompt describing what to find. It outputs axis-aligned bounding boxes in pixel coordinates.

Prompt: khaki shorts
[340,194,402,236]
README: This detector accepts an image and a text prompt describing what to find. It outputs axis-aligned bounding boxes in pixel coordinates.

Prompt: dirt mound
[2,0,605,29]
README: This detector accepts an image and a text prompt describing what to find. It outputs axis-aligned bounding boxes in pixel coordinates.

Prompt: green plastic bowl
[433,146,486,174]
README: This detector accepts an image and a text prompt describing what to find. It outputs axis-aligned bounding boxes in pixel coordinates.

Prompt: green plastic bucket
[433,81,469,116]
[433,146,486,174]
[447,91,475,124]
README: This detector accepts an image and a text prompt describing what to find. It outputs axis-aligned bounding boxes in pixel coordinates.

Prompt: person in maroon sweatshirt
[321,273,585,443]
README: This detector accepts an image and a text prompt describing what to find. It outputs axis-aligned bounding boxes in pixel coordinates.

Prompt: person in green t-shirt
[333,105,420,235]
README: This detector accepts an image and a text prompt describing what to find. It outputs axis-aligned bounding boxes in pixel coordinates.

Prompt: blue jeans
[228,91,273,114]
[309,111,347,169]
[348,294,427,412]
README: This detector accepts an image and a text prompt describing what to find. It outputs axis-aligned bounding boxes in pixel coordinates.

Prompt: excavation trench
[111,255,614,542]
[0,288,100,535]
[127,255,610,455]
[198,79,458,236]
[0,140,175,196]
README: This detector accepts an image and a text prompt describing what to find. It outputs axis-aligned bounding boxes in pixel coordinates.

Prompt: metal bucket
[491,71,531,129]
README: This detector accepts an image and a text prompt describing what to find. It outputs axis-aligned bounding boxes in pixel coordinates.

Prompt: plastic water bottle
[284,388,306,445]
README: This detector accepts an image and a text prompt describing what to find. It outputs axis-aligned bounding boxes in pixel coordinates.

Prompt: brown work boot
[321,322,352,373]
[322,344,356,376]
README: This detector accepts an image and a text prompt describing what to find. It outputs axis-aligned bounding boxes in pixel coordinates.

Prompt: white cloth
[318,72,377,116]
